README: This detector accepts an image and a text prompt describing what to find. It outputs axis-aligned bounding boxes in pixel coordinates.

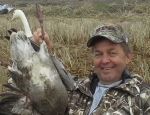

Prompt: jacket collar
[115,74,143,96]
[114,68,143,96]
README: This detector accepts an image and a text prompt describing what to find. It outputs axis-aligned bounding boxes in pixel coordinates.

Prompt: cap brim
[87,35,122,47]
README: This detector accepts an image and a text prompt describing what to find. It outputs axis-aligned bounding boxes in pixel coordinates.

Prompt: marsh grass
[0,2,150,92]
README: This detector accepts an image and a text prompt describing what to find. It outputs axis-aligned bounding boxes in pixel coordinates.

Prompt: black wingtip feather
[3,84,21,93]
[4,36,10,40]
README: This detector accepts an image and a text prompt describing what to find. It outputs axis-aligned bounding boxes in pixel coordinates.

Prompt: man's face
[92,39,132,84]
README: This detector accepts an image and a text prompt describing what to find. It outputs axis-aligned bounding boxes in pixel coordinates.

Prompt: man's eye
[94,53,102,58]
[109,52,117,56]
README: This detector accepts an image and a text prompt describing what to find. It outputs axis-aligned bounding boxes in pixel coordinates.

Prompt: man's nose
[101,55,110,64]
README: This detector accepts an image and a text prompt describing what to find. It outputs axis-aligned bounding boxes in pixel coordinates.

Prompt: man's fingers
[37,28,52,49]
[32,28,53,52]
[44,33,53,51]
[32,31,42,45]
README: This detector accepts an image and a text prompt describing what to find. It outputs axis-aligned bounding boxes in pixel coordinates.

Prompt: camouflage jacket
[66,68,150,115]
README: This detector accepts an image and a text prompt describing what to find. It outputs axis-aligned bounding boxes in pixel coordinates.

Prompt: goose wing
[0,84,29,115]
[51,55,77,91]
[0,83,41,115]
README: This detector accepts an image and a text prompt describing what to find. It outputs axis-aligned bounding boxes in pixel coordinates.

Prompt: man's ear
[126,51,133,64]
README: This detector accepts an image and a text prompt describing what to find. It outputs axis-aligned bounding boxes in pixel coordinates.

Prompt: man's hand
[31,28,53,52]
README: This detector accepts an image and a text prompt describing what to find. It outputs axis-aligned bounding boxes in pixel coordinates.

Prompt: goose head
[11,9,33,38]
[11,10,23,21]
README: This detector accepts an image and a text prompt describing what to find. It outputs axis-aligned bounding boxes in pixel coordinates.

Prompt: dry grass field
[0,1,150,92]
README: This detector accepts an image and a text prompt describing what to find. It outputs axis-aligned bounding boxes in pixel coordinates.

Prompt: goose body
[8,31,68,115]
[0,9,69,114]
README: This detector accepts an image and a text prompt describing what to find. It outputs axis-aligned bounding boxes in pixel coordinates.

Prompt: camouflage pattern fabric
[66,73,150,115]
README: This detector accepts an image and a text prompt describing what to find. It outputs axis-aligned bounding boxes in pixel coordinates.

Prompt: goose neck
[20,12,33,38]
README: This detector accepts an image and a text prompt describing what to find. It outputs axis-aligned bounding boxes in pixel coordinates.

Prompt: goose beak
[11,16,16,22]
[11,17,14,21]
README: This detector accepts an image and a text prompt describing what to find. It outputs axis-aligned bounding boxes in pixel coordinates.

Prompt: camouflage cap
[87,24,129,47]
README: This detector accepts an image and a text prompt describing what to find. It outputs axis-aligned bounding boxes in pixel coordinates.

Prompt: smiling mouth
[101,67,114,70]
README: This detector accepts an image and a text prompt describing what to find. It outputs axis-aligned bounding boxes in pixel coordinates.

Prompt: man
[32,24,150,115]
